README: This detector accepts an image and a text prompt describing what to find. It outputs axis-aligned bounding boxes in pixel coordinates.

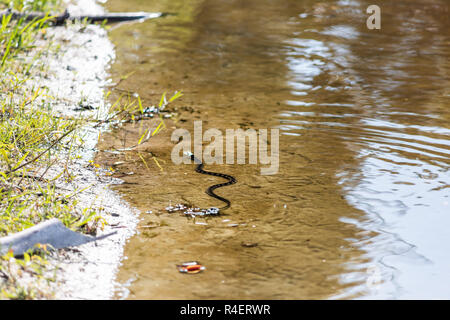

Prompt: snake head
[183,151,201,163]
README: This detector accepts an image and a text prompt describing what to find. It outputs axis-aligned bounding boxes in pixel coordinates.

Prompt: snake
[185,152,236,214]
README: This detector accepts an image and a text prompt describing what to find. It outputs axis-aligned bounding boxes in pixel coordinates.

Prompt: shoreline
[45,0,140,299]
[0,0,140,299]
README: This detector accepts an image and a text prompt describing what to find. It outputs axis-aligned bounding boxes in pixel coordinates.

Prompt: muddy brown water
[95,0,450,299]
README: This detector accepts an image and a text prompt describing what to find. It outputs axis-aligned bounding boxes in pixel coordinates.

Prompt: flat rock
[0,218,115,256]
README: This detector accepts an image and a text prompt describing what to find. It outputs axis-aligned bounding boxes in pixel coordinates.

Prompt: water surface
[97,0,450,299]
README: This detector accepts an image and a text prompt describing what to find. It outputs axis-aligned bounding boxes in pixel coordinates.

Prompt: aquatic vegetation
[100,90,182,174]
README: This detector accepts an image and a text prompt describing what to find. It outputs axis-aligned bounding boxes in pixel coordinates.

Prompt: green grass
[1,0,60,12]
[0,0,103,299]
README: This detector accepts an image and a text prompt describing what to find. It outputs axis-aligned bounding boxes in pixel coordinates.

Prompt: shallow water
[97,0,450,299]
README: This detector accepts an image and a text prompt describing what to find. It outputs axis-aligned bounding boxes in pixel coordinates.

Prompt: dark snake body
[190,154,236,212]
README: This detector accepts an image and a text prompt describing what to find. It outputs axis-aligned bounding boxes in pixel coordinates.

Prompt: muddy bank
[28,0,139,299]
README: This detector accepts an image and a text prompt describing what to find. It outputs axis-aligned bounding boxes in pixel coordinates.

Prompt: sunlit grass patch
[0,0,103,299]
[0,0,61,13]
